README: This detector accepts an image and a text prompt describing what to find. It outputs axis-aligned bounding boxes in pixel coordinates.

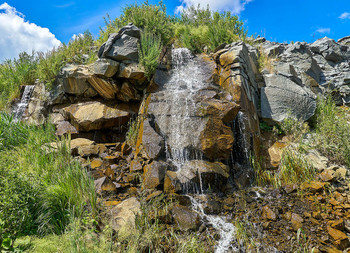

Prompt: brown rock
[146,190,163,201]
[62,101,130,131]
[94,176,117,194]
[268,141,288,168]
[262,205,277,221]
[87,75,119,99]
[331,219,345,231]
[58,64,98,97]
[171,205,200,231]
[177,160,230,192]
[118,63,145,80]
[201,99,240,123]
[283,184,298,194]
[91,159,103,169]
[320,169,335,182]
[121,142,132,156]
[291,213,304,231]
[55,120,78,136]
[200,117,234,160]
[69,138,99,157]
[164,171,181,193]
[116,81,139,102]
[110,197,141,234]
[142,161,168,190]
[327,225,350,250]
[105,200,121,207]
[130,159,143,172]
[301,181,326,193]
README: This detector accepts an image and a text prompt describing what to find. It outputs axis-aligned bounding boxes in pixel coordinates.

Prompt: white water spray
[13,85,34,121]
[158,48,237,252]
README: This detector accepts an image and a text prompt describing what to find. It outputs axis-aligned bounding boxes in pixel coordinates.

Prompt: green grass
[0,116,96,250]
[0,31,96,110]
[99,2,247,52]
[312,96,350,167]
[138,31,162,80]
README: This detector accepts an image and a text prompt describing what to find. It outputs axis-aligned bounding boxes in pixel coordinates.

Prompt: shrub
[313,96,350,166]
[98,1,173,46]
[138,31,162,80]
[0,123,96,240]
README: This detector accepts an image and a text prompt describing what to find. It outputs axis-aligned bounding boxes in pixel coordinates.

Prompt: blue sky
[1,0,350,60]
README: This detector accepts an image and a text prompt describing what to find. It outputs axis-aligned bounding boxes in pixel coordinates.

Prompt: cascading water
[157,48,206,172]
[159,48,237,252]
[13,85,34,121]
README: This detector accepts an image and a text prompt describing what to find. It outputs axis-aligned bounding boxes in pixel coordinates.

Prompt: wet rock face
[177,160,230,192]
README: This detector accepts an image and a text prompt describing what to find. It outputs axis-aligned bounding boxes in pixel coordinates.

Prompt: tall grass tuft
[313,96,350,167]
[138,31,162,80]
[0,120,96,240]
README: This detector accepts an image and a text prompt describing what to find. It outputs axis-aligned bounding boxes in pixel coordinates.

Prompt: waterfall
[158,48,205,171]
[158,48,237,252]
[13,85,34,122]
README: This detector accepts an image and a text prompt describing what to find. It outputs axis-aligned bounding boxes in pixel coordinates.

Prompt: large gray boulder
[90,58,120,77]
[310,37,346,63]
[261,74,317,122]
[98,24,140,63]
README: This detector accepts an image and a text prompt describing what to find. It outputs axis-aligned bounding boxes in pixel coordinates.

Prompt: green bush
[138,31,162,80]
[0,121,96,240]
[174,5,247,52]
[98,1,173,46]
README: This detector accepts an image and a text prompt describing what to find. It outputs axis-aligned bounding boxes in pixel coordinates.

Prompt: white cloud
[0,2,61,60]
[176,0,254,14]
[339,12,350,19]
[315,28,331,34]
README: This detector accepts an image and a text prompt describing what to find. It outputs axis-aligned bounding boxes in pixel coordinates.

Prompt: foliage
[174,5,247,52]
[126,117,140,147]
[0,52,37,109]
[254,149,316,188]
[15,195,210,253]
[0,31,96,109]
[312,96,350,166]
[257,45,277,73]
[280,113,310,142]
[0,120,96,244]
[99,2,247,53]
[98,1,173,46]
[0,112,33,150]
[138,31,162,80]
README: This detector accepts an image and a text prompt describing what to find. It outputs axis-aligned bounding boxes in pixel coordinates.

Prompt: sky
[1,0,350,60]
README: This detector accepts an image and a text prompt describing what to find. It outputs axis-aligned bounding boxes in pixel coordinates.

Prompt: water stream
[161,48,237,252]
[13,85,34,121]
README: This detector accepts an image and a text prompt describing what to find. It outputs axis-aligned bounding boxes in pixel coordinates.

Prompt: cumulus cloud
[0,2,61,60]
[315,28,331,34]
[176,0,254,14]
[339,12,350,19]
